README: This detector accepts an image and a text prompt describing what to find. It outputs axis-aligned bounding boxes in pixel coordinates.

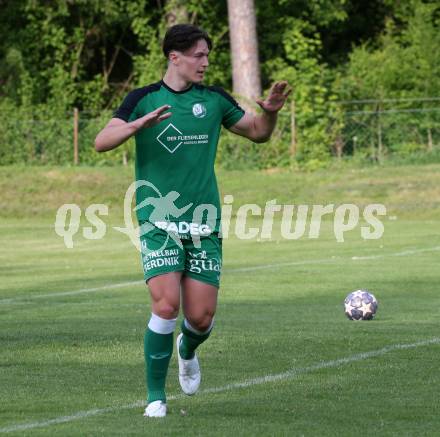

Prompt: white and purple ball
[344,290,378,320]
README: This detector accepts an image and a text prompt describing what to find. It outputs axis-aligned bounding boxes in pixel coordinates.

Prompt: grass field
[1,164,440,436]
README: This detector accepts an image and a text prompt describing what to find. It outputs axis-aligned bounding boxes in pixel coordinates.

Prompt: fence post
[352,136,358,155]
[377,119,383,160]
[376,103,383,162]
[290,99,296,157]
[427,128,433,151]
[73,107,79,165]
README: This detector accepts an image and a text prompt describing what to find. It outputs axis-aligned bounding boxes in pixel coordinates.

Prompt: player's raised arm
[94,105,172,152]
[228,81,291,143]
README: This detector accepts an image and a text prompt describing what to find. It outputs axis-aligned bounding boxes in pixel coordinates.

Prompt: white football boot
[143,400,167,418]
[176,333,201,395]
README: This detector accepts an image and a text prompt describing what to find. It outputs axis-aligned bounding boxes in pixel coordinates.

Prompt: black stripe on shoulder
[205,85,243,109]
[113,81,162,122]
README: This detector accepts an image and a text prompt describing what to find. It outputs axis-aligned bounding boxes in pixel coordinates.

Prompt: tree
[227,0,261,111]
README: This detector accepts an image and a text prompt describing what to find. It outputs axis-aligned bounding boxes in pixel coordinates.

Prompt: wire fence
[0,110,133,166]
[0,98,439,167]
[337,98,440,161]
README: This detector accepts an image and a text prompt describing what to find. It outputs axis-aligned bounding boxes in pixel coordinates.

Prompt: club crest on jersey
[192,103,207,118]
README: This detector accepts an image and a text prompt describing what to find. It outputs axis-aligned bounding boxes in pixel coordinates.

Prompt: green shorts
[139,225,222,288]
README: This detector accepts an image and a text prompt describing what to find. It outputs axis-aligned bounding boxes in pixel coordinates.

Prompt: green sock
[144,328,173,403]
[179,319,213,360]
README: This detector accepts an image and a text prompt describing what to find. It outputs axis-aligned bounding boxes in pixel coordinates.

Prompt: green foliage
[0,0,438,168]
[0,99,134,165]
[339,1,440,100]
[266,18,342,164]
[337,1,440,159]
[217,118,291,170]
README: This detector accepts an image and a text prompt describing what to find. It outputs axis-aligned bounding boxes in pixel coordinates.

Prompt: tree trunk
[227,0,261,112]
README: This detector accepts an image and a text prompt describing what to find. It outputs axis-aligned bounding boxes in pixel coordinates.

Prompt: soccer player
[95,24,290,418]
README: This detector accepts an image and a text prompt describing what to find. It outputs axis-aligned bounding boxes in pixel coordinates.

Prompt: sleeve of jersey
[215,88,245,129]
[113,90,143,122]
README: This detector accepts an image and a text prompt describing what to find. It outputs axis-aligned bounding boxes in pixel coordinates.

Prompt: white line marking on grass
[228,245,440,272]
[228,257,340,272]
[2,245,440,304]
[1,337,438,434]
[0,281,144,304]
[350,245,440,260]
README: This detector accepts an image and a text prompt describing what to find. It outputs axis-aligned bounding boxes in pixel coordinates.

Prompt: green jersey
[114,80,244,235]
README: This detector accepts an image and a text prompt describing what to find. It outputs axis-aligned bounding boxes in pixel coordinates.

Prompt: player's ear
[168,51,179,65]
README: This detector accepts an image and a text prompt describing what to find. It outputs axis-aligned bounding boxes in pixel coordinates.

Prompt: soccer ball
[344,290,378,320]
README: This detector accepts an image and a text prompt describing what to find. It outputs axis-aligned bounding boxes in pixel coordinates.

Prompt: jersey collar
[160,80,194,94]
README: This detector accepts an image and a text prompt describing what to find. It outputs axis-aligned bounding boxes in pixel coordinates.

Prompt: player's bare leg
[149,272,182,319]
[182,276,217,331]
[143,272,181,418]
[177,277,218,395]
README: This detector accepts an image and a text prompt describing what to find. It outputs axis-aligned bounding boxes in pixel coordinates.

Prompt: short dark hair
[162,24,212,58]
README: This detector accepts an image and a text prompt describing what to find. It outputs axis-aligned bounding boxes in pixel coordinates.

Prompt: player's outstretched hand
[137,105,172,129]
[256,81,291,113]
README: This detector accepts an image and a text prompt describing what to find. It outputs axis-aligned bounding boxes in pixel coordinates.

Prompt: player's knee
[155,303,179,320]
[188,312,215,332]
